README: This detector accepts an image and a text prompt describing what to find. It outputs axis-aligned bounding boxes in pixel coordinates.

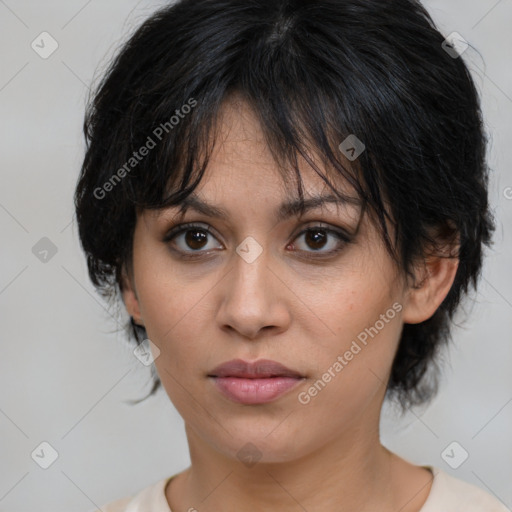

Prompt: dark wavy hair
[74,0,494,409]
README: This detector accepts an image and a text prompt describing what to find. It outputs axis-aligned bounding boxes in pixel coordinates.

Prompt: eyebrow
[172,192,361,222]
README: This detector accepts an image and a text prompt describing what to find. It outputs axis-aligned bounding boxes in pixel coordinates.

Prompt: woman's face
[123,98,417,464]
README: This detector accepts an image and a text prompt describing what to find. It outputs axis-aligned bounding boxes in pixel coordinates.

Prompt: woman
[74,0,507,510]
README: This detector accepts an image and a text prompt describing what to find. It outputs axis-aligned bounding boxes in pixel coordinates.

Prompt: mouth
[208,359,305,404]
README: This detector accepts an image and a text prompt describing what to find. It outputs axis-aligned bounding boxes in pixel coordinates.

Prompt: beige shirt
[96,467,510,512]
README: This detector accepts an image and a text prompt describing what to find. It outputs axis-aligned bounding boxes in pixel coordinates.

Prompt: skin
[122,95,459,512]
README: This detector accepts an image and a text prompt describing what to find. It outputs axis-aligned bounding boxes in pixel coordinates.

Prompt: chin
[206,424,308,465]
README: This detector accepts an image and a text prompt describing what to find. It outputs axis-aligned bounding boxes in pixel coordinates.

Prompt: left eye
[290,227,349,254]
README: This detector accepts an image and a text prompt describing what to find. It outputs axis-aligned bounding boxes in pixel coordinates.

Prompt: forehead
[195,95,359,203]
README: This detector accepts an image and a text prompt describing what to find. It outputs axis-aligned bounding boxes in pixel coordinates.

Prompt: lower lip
[210,376,303,404]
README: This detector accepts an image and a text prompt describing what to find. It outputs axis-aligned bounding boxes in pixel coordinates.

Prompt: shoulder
[422,467,510,512]
[93,476,173,512]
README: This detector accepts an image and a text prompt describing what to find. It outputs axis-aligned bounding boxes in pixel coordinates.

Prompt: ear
[402,237,459,325]
[120,265,144,326]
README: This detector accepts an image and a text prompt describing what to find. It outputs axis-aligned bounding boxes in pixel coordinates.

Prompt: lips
[208,358,304,379]
[208,359,305,405]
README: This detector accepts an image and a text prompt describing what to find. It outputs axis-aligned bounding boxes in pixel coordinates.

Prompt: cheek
[297,310,402,434]
[298,254,401,351]
[134,247,218,339]
[132,261,211,390]
[298,270,403,414]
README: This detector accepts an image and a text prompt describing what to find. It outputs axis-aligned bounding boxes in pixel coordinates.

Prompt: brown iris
[185,229,208,250]
[304,229,327,250]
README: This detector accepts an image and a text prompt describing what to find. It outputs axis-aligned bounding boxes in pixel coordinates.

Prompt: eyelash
[163,222,353,261]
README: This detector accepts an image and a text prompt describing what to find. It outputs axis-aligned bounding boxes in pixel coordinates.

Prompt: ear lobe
[120,265,143,325]
[402,254,459,324]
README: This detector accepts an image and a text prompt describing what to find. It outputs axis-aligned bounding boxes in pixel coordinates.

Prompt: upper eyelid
[164,221,217,239]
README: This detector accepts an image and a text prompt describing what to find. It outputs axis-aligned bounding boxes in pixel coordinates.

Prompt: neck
[167,405,432,512]
[184,427,390,511]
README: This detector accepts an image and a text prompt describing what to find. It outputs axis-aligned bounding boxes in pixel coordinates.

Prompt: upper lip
[208,359,304,379]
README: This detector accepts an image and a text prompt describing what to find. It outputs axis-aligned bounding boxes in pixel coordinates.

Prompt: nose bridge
[231,235,272,302]
[217,235,289,338]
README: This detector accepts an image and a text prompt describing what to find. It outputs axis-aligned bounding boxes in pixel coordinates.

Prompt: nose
[216,244,291,340]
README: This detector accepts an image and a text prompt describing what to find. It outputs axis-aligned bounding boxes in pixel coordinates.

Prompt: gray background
[0,1,511,511]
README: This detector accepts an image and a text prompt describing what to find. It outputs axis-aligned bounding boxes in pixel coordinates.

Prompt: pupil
[185,229,207,250]
[306,230,326,250]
